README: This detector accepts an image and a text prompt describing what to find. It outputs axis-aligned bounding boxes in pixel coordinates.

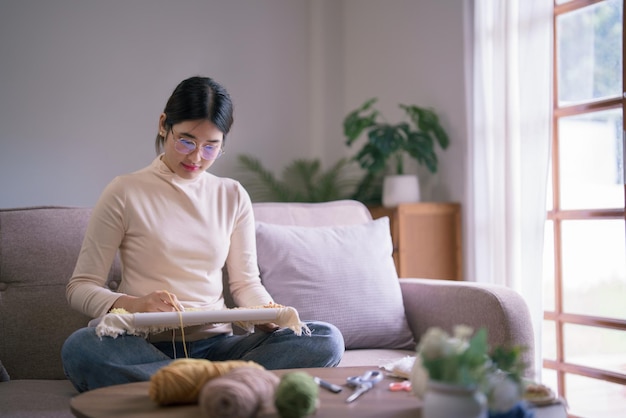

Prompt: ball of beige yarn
[149,358,265,406]
[199,367,280,418]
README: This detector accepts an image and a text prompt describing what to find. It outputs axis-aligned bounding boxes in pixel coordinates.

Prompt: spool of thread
[149,358,264,406]
[198,366,280,418]
[274,371,320,418]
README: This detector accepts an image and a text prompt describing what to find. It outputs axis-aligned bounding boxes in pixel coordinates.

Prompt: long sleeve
[225,186,274,308]
[66,177,127,317]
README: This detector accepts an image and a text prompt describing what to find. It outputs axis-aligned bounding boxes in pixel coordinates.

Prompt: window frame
[545,0,626,413]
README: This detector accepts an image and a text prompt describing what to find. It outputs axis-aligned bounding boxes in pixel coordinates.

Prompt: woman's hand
[111,290,185,313]
[254,301,280,332]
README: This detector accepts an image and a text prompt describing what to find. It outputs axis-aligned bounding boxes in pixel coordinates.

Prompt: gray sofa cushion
[0,380,76,417]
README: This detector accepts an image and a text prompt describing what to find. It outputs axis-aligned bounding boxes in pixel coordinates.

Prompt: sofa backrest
[0,207,117,379]
[252,200,372,226]
[0,200,372,380]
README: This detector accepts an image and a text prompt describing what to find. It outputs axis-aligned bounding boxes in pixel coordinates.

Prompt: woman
[61,76,344,392]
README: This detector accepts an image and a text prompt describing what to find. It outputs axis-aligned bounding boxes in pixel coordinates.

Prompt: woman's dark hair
[155,76,234,154]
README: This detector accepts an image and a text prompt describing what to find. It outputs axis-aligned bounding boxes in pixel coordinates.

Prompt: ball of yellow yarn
[149,358,264,406]
[274,371,319,418]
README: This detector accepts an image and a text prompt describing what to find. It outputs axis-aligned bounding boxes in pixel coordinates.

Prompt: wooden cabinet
[368,203,463,281]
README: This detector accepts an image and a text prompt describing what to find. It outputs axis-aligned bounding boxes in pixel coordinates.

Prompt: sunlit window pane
[542,320,557,361]
[558,109,624,210]
[564,323,626,374]
[561,219,626,319]
[565,373,626,417]
[540,368,558,394]
[557,0,623,105]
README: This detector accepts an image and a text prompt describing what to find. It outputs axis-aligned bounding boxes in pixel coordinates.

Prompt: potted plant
[235,154,357,202]
[343,98,450,206]
[411,325,528,417]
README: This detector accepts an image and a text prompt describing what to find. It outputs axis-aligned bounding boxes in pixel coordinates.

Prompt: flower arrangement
[411,325,527,413]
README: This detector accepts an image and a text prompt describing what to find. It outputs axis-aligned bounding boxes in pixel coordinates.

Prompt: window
[543,0,626,416]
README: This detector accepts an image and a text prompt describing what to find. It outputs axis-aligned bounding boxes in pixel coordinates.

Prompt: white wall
[342,0,468,203]
[0,0,468,209]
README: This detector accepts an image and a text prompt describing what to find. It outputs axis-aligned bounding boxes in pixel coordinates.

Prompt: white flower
[417,327,449,360]
[453,324,474,341]
[446,325,473,356]
[486,370,522,413]
[446,336,469,357]
[410,355,429,398]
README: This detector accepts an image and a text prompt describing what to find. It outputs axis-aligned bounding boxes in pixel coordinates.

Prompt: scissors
[345,370,384,403]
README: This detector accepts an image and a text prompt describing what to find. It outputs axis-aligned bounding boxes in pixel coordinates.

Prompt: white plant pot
[422,381,488,418]
[382,174,420,207]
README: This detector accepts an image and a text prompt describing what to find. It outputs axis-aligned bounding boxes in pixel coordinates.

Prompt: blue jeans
[61,321,344,393]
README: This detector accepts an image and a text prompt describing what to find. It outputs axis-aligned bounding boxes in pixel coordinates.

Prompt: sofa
[0,200,535,417]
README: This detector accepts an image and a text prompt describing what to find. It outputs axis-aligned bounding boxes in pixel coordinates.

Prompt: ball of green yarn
[274,371,319,418]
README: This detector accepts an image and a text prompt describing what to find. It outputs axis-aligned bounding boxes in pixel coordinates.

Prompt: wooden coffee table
[70,366,567,418]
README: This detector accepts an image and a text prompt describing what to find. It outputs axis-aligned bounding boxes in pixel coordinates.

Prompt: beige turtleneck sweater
[66,156,273,340]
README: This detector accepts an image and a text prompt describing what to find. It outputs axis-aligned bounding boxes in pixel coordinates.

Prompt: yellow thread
[171,325,177,359]
[165,291,189,359]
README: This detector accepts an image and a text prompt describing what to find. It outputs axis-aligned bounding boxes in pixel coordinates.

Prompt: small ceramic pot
[382,174,420,207]
[422,380,488,418]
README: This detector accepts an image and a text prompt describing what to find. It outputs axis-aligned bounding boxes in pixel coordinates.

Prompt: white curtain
[468,0,553,379]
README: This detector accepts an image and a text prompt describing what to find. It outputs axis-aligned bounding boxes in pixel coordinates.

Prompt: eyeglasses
[170,128,224,160]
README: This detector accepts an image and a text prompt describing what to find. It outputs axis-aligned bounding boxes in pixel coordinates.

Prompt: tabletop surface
[70,365,567,418]
[70,366,420,418]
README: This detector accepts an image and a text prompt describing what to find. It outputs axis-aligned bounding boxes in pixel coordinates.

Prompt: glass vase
[422,380,488,418]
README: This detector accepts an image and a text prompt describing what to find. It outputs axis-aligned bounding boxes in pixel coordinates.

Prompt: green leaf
[464,328,488,367]
[235,155,293,201]
[285,160,315,201]
[354,142,387,173]
[432,124,450,149]
[343,98,379,144]
[350,171,384,204]
[490,345,527,382]
[367,124,404,156]
[404,132,437,173]
[402,104,450,150]
[236,154,357,203]
[317,158,358,201]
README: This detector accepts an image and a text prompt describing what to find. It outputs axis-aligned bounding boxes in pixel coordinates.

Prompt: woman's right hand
[111,290,185,313]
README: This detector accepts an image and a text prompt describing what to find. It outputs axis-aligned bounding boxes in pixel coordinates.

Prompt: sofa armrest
[399,278,535,377]
[0,360,10,382]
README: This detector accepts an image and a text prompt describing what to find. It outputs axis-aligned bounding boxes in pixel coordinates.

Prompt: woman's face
[159,115,224,180]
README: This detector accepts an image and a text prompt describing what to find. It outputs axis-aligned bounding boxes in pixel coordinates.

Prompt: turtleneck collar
[152,154,206,185]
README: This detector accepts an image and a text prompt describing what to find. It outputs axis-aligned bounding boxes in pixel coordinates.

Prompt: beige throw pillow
[255,217,415,350]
